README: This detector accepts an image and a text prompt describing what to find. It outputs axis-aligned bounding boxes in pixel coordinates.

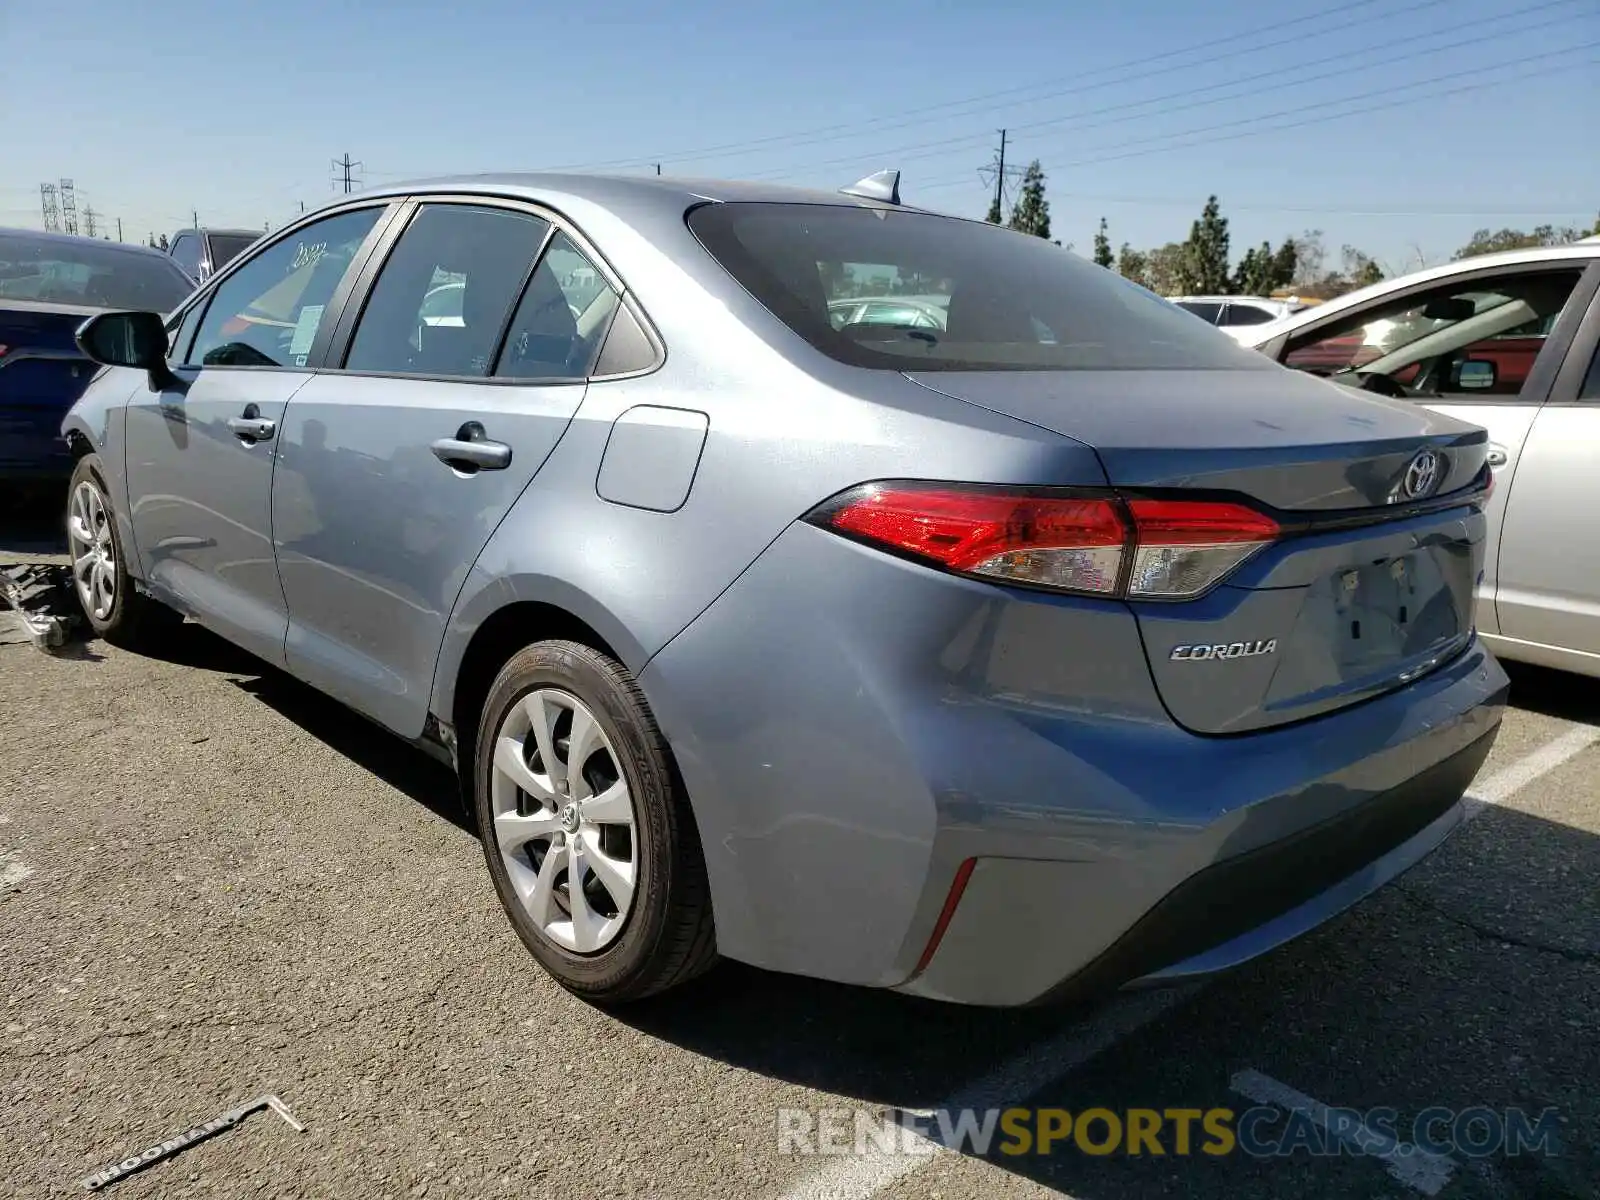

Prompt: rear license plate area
[1324,552,1459,671]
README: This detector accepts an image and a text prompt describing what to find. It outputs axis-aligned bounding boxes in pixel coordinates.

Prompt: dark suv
[168,227,262,283]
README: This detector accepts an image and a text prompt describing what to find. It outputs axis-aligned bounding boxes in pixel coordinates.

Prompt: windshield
[206,232,260,270]
[688,202,1269,372]
[0,233,194,311]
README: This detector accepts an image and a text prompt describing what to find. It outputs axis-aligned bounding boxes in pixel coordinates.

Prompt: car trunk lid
[904,368,1491,734]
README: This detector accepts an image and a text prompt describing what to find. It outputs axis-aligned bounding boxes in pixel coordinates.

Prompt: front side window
[494,232,621,380]
[1281,269,1583,396]
[689,203,1266,371]
[188,207,383,368]
[344,204,550,377]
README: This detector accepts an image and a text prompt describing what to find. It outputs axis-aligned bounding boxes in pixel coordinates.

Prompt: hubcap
[489,688,638,954]
[67,480,116,621]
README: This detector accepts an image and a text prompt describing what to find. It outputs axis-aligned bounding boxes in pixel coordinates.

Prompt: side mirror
[75,311,175,389]
[1452,359,1497,390]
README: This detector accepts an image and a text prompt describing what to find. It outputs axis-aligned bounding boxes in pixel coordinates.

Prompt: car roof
[171,227,261,237]
[1172,295,1287,304]
[1241,241,1600,345]
[324,171,954,224]
[0,225,179,262]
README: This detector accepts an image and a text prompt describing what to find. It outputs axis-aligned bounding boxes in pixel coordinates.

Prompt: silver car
[1241,243,1600,680]
[63,173,1505,1007]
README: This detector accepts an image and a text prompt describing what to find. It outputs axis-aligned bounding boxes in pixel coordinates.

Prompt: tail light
[807,482,1280,601]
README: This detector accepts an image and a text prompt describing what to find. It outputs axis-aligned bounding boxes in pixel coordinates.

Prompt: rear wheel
[472,640,717,1003]
[65,454,182,648]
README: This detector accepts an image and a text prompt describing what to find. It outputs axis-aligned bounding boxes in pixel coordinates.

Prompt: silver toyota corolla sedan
[62,172,1507,1007]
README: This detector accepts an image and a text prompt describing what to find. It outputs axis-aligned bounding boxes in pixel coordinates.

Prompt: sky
[1,0,1595,272]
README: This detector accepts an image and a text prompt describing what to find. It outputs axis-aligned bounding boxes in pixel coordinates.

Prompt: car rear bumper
[902,721,1496,1006]
[640,520,1509,1005]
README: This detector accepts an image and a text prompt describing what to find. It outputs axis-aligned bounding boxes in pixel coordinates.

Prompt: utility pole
[191,208,199,229]
[994,129,1006,219]
[60,179,78,235]
[40,183,60,232]
[654,163,661,175]
[84,204,99,239]
[116,217,123,242]
[332,153,363,194]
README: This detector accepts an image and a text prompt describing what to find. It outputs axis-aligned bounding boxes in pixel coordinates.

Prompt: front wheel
[472,640,717,1003]
[64,454,182,648]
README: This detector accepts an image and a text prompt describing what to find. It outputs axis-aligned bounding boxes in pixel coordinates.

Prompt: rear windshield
[0,233,194,311]
[687,202,1269,372]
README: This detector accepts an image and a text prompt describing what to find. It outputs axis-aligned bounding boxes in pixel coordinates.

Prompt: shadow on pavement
[231,668,475,837]
[1503,660,1600,726]
[0,485,68,560]
[80,616,475,838]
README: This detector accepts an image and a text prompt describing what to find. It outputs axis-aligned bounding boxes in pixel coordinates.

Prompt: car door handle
[431,422,512,471]
[1486,444,1508,467]
[227,415,276,441]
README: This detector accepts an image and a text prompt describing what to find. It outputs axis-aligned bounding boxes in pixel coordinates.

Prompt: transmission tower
[40,183,60,232]
[977,130,1026,223]
[84,204,99,239]
[331,153,364,194]
[59,179,79,235]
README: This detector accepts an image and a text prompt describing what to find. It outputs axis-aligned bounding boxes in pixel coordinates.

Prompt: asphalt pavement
[2,496,1596,1200]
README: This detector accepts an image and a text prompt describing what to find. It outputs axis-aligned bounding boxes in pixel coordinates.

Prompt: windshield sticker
[288,305,324,358]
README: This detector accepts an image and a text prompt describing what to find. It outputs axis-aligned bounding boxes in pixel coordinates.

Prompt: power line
[543,0,1421,172]
[915,50,1599,191]
[749,0,1588,183]
[363,0,1435,182]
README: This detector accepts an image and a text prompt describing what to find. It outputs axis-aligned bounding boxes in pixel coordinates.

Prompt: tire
[65,453,182,649]
[472,639,717,1003]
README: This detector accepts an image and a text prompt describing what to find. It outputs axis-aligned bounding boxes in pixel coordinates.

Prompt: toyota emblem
[1396,449,1442,501]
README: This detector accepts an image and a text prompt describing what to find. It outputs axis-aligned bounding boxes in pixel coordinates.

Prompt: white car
[1240,243,1600,679]
[1171,294,1308,339]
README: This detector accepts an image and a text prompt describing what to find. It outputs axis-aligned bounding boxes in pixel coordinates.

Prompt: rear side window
[688,203,1264,371]
[1175,301,1222,324]
[345,204,551,377]
[494,232,621,380]
[206,233,260,271]
[1220,304,1275,326]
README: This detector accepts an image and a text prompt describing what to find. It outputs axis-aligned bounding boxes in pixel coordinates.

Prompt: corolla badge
[1392,448,1443,502]
[1170,640,1277,661]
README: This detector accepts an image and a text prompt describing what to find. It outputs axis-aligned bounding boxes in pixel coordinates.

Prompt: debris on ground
[0,564,83,653]
[80,1094,306,1191]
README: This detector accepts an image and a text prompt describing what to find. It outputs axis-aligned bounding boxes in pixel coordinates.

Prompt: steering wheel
[1353,371,1410,399]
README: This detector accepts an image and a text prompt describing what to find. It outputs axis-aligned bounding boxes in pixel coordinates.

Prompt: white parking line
[775,987,1188,1200]
[776,721,1594,1200]
[1462,724,1599,822]
[1230,1068,1456,1195]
